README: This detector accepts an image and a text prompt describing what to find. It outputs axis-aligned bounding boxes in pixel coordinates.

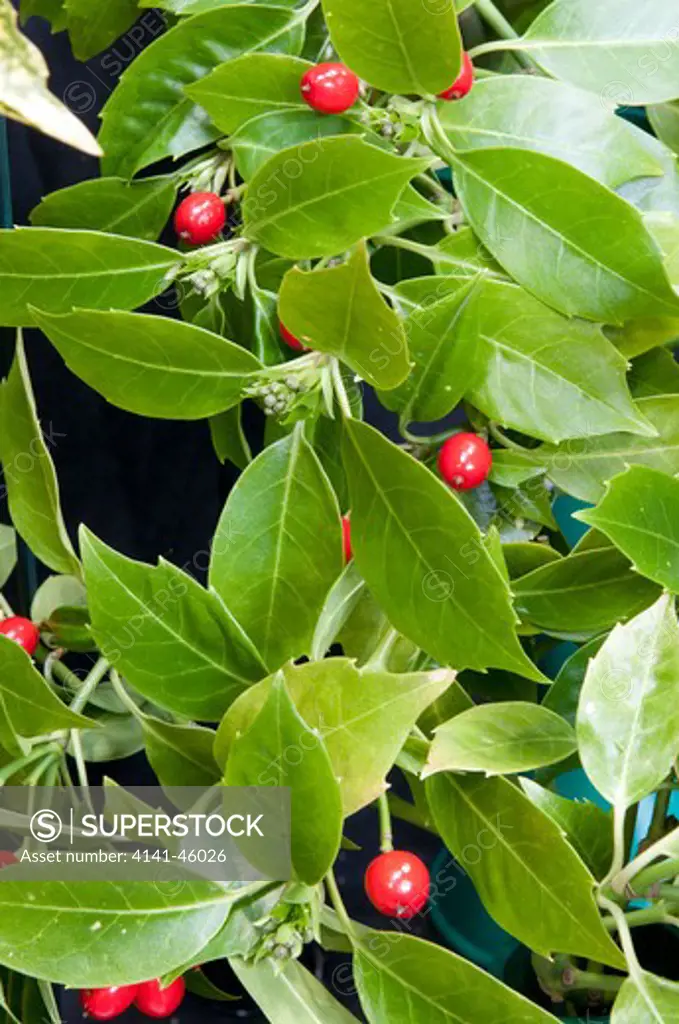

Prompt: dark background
[6,10,441,1021]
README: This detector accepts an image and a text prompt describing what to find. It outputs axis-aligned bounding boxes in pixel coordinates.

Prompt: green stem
[0,743,62,785]
[377,792,394,854]
[325,867,356,940]
[414,172,452,205]
[109,670,145,719]
[474,0,520,40]
[364,627,401,670]
[399,423,459,446]
[372,234,440,261]
[69,730,90,792]
[648,787,672,845]
[0,594,13,617]
[468,37,524,60]
[487,422,531,453]
[567,970,624,995]
[629,856,679,894]
[388,793,439,835]
[654,884,679,903]
[35,646,84,694]
[604,904,671,932]
[69,657,110,715]
[330,358,353,419]
[26,751,58,787]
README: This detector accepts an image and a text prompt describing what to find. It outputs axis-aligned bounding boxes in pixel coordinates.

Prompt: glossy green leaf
[578,465,679,592]
[187,53,310,134]
[577,594,679,808]
[279,243,408,389]
[0,633,94,755]
[380,279,481,424]
[210,426,342,670]
[81,527,266,719]
[462,279,653,442]
[430,227,506,281]
[612,972,679,1023]
[231,109,362,181]
[629,348,679,400]
[424,701,576,777]
[142,716,220,788]
[542,635,605,727]
[30,176,178,241]
[488,450,546,490]
[450,146,679,323]
[342,419,545,682]
[0,229,179,327]
[427,772,624,967]
[225,673,342,884]
[33,308,261,420]
[0,878,251,986]
[243,136,428,259]
[216,658,453,816]
[72,710,144,762]
[310,561,365,661]
[513,548,660,635]
[320,0,461,95]
[514,0,679,106]
[99,4,305,178]
[0,335,80,576]
[0,526,16,590]
[354,931,557,1024]
[231,957,358,1023]
[64,0,139,60]
[20,0,67,30]
[648,103,679,157]
[537,396,679,503]
[209,406,252,469]
[438,74,663,188]
[502,542,562,579]
[521,779,613,883]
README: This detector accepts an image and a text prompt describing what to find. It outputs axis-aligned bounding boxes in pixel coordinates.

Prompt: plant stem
[474,0,519,40]
[364,627,401,670]
[69,657,110,715]
[35,646,84,694]
[69,729,90,792]
[0,594,13,617]
[377,792,394,853]
[0,742,62,785]
[654,884,679,903]
[399,423,459,446]
[325,867,356,940]
[110,670,145,718]
[372,234,439,261]
[567,970,624,995]
[604,904,671,931]
[628,855,679,894]
[647,787,671,846]
[387,794,439,835]
[487,422,531,453]
[330,358,353,419]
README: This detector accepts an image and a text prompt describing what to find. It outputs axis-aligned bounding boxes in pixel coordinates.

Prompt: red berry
[301,62,360,114]
[342,515,352,563]
[438,52,475,100]
[134,978,186,1019]
[80,986,138,1020]
[438,433,492,491]
[365,850,430,919]
[279,321,308,352]
[174,192,226,245]
[0,851,17,869]
[0,616,39,655]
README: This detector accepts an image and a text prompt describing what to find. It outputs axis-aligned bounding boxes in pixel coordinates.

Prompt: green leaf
[542,635,605,727]
[629,348,679,400]
[379,279,481,424]
[210,426,342,670]
[431,227,507,280]
[488,450,546,490]
[231,110,363,184]
[148,0,300,10]
[0,526,16,590]
[243,136,428,259]
[20,0,67,31]
[30,176,178,241]
[209,406,252,469]
[279,243,409,390]
[449,146,679,323]
[311,561,365,661]
[520,777,613,880]
[64,0,139,60]
[80,527,266,719]
[216,657,453,816]
[463,279,653,442]
[0,634,94,755]
[612,972,679,1022]
[32,308,261,420]
[0,878,250,986]
[503,542,562,579]
[0,335,80,576]
[516,0,679,106]
[538,397,679,503]
[342,419,545,682]
[354,931,557,1024]
[513,548,660,635]
[0,229,179,327]
[577,594,679,808]
[320,0,461,95]
[0,0,100,155]
[142,717,220,787]
[71,710,144,762]
[578,465,679,592]
[437,74,663,188]
[187,53,310,135]
[231,957,358,1023]
[427,772,624,967]
[423,701,576,777]
[648,103,679,157]
[99,4,305,178]
[225,673,342,884]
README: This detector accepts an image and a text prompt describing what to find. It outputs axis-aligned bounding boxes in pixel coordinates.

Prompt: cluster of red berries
[80,977,185,1020]
[0,616,39,654]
